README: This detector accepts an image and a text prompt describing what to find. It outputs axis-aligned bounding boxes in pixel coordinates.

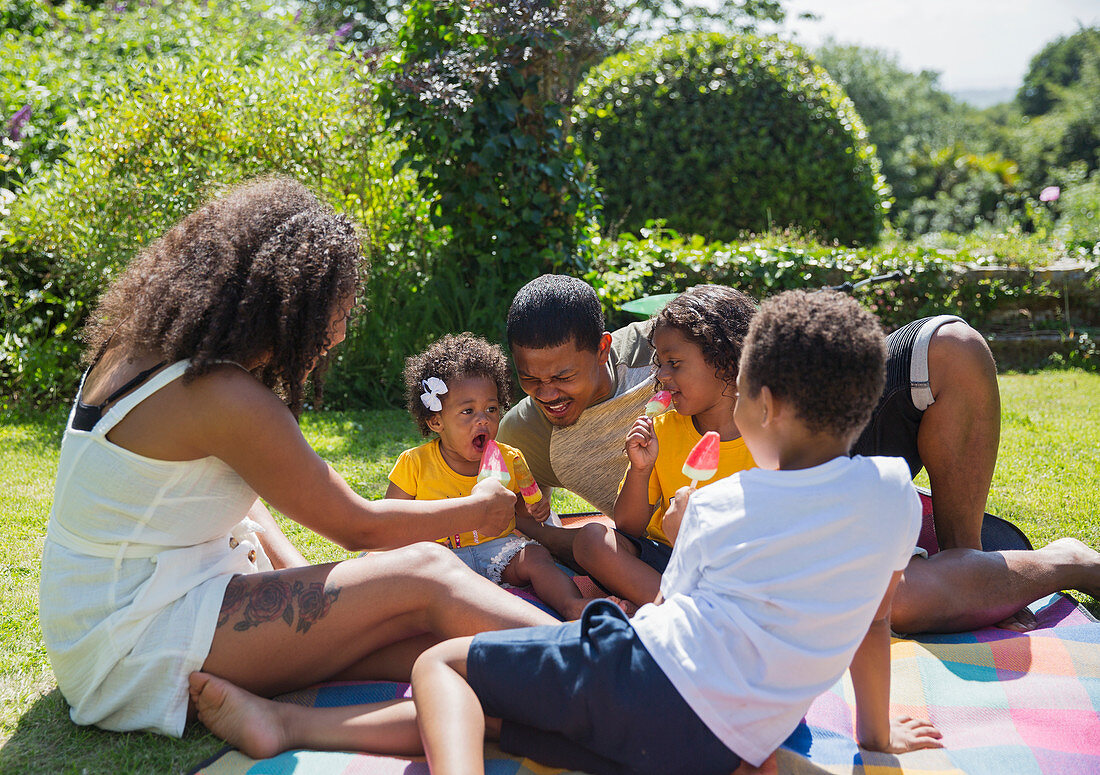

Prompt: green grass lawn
[1,370,1097,773]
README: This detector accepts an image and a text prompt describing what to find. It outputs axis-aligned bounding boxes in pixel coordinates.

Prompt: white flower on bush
[1039,186,1060,202]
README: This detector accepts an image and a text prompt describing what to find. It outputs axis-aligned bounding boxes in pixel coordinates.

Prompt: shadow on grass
[0,688,222,774]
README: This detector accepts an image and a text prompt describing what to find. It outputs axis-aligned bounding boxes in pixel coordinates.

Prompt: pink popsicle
[682,431,720,485]
[645,389,673,418]
[477,439,511,487]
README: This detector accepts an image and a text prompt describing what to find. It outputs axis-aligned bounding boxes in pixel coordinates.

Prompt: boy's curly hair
[404,333,513,436]
[740,290,886,438]
[82,176,362,416]
[651,284,758,390]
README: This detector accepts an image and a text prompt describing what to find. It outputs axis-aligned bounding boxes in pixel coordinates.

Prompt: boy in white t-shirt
[407,290,943,774]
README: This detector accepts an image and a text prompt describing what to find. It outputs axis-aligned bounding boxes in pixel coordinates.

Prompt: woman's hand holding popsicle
[470,477,517,538]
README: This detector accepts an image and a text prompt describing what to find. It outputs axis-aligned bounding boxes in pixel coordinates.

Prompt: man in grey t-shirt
[496,275,656,565]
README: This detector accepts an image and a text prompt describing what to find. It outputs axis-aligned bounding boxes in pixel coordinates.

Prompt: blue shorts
[617,529,674,574]
[467,600,742,775]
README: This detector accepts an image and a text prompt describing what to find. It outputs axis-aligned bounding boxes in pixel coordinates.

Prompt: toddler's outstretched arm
[849,570,944,754]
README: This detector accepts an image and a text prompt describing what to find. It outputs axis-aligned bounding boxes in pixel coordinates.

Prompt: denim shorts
[449,534,532,585]
[467,600,742,775]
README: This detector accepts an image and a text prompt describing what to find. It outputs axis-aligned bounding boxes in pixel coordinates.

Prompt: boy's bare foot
[189,672,289,759]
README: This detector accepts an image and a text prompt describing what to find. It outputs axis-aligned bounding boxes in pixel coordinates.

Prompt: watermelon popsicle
[475,439,512,544]
[645,389,673,418]
[682,431,720,488]
[477,439,511,487]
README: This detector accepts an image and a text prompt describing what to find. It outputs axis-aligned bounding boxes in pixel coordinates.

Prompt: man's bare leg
[919,322,1000,552]
[891,538,1100,634]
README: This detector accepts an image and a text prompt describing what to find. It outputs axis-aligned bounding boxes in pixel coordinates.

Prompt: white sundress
[39,360,269,736]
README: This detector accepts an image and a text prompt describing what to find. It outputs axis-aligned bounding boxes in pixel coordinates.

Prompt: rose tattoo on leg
[218,576,341,634]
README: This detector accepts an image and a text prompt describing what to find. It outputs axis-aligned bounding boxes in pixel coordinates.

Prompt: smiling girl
[573,286,759,607]
[386,334,599,619]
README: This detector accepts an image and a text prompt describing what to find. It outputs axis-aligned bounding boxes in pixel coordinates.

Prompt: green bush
[587,224,1097,335]
[899,146,1025,235]
[0,1,424,409]
[0,0,298,193]
[1052,171,1100,252]
[574,32,887,245]
[377,0,600,350]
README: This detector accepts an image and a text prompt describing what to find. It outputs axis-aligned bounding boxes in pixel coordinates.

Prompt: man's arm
[850,570,943,753]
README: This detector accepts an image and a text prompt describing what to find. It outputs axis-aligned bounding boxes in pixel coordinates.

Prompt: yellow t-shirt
[622,410,756,546]
[388,439,530,548]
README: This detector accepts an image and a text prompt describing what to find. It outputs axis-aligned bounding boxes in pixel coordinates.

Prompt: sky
[772,0,1099,95]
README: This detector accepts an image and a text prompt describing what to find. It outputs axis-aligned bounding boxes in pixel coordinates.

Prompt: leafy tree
[1017,26,1100,117]
[999,30,1100,195]
[378,0,600,344]
[813,43,989,224]
[1,0,423,408]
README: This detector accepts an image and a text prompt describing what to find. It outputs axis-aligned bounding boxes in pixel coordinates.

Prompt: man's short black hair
[740,290,886,439]
[507,274,605,352]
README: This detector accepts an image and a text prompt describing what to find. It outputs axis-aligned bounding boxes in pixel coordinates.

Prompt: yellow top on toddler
[389,439,529,548]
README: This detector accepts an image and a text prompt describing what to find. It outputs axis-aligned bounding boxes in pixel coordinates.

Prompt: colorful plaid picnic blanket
[190,592,1100,775]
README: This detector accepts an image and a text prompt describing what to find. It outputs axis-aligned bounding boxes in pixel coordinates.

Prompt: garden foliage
[1,1,421,408]
[377,0,600,347]
[574,33,888,245]
[588,224,1099,351]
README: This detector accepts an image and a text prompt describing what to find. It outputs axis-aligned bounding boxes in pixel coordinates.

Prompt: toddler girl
[574,285,759,607]
[387,333,596,620]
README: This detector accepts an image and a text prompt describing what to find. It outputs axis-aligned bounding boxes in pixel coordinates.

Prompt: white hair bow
[420,377,449,412]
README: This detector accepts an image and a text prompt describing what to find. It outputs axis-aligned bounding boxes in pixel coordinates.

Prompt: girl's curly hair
[650,285,758,390]
[82,176,362,416]
[404,333,512,436]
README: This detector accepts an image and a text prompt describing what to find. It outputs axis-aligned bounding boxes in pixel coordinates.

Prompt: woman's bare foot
[189,672,289,759]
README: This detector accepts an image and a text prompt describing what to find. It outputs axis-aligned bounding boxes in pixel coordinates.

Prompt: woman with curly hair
[39,177,556,747]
